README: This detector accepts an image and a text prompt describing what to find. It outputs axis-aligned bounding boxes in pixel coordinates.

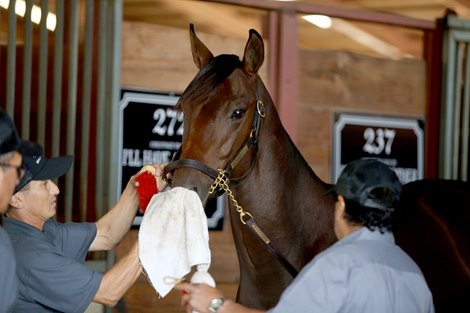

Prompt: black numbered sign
[118,89,225,229]
[332,113,424,184]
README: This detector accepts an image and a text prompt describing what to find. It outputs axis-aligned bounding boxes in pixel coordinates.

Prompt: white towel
[138,186,213,298]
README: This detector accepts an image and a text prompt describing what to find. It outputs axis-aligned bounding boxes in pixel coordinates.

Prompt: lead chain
[209,169,253,224]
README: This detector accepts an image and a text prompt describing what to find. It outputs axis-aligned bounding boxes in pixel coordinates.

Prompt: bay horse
[165,24,470,311]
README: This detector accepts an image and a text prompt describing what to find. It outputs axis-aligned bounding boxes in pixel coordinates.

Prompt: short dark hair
[340,187,397,233]
[333,158,402,233]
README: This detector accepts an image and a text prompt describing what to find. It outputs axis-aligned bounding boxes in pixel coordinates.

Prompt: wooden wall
[117,21,426,311]
[121,22,267,93]
[297,49,426,180]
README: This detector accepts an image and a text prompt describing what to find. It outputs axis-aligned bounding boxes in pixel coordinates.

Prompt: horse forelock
[177,54,241,110]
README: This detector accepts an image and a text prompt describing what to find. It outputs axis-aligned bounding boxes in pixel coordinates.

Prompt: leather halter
[163,79,265,191]
[163,77,299,278]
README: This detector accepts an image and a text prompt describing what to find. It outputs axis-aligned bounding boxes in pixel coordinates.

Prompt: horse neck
[230,105,336,265]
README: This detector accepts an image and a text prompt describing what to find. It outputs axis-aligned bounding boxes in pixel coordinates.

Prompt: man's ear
[336,195,346,214]
[334,195,349,240]
[9,193,23,209]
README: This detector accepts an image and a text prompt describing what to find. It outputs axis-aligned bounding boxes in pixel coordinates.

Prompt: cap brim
[14,172,32,194]
[33,155,74,180]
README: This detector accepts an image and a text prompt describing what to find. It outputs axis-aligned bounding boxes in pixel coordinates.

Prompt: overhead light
[0,0,8,10]
[0,0,56,31]
[302,15,333,29]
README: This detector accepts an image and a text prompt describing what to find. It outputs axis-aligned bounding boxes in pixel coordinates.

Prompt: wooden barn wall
[117,21,427,309]
[121,21,268,93]
[298,50,427,181]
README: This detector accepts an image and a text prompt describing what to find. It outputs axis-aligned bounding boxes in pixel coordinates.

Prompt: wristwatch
[208,297,225,313]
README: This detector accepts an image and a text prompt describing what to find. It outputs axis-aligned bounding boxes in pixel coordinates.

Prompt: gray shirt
[3,217,103,313]
[268,227,435,313]
[0,226,17,313]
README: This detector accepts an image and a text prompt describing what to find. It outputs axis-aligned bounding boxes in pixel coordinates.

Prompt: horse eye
[231,109,246,120]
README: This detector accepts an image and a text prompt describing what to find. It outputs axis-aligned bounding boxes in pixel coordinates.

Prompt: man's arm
[90,164,165,251]
[93,241,142,307]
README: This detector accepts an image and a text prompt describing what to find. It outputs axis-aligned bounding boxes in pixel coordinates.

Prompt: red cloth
[135,171,158,213]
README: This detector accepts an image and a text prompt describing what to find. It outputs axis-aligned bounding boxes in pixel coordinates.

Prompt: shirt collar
[2,215,47,239]
[336,227,395,246]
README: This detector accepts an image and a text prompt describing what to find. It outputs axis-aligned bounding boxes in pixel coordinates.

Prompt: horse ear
[242,29,264,76]
[189,24,214,69]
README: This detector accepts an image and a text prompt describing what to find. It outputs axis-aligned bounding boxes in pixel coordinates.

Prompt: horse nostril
[191,187,198,193]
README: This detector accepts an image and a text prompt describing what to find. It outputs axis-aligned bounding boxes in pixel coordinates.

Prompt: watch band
[208,297,225,313]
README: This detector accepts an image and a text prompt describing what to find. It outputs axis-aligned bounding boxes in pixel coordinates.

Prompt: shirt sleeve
[46,220,97,262]
[268,253,348,313]
[23,245,103,313]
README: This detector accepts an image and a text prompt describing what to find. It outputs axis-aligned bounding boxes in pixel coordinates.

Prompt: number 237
[363,128,396,155]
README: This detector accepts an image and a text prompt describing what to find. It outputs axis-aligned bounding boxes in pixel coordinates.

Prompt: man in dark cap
[0,108,32,213]
[175,158,435,313]
[3,151,166,312]
[0,107,40,313]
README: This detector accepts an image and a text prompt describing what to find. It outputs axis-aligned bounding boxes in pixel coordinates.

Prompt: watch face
[209,297,225,312]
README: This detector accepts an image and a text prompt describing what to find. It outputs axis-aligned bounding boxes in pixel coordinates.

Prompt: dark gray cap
[14,155,74,193]
[1,108,25,154]
[334,158,402,210]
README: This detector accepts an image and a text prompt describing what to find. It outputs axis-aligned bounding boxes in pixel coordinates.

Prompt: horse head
[166,24,270,205]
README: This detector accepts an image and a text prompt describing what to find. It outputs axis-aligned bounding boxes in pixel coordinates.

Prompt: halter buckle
[256,100,266,118]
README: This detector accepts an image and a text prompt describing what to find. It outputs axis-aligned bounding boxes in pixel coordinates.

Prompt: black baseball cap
[0,108,39,156]
[14,154,74,193]
[333,158,402,210]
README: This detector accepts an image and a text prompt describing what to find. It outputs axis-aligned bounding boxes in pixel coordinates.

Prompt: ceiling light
[0,0,56,31]
[302,15,333,29]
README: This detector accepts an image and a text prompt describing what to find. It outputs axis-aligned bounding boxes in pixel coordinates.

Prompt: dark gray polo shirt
[0,226,17,313]
[3,217,103,313]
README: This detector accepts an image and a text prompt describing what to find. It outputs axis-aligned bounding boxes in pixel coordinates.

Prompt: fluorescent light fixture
[14,0,25,16]
[302,15,333,29]
[0,0,9,10]
[31,5,41,23]
[46,11,56,31]
[0,0,56,31]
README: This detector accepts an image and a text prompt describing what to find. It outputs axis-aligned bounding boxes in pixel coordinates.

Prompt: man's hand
[175,283,224,313]
[133,163,167,192]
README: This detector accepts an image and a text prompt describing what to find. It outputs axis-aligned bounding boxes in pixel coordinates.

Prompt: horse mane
[176,54,241,110]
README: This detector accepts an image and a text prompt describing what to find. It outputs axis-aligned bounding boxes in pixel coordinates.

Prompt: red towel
[135,170,158,213]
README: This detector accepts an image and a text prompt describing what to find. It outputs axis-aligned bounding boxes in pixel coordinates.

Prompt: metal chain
[209,169,253,224]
